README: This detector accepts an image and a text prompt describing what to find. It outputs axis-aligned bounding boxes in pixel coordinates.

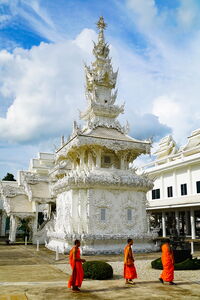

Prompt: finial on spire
[97,16,107,30]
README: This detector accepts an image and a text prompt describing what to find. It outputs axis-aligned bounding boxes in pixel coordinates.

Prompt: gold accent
[97,16,107,30]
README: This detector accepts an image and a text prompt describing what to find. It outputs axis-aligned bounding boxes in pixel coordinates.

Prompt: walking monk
[124,238,137,285]
[159,239,176,285]
[68,240,86,292]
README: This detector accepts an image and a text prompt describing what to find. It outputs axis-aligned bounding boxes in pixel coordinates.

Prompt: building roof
[82,126,149,144]
[141,128,200,174]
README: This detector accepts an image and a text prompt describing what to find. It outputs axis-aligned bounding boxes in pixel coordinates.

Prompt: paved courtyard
[0,245,200,300]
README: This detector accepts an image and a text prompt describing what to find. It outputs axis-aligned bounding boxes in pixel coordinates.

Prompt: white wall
[54,188,148,237]
[148,160,200,206]
[191,164,200,195]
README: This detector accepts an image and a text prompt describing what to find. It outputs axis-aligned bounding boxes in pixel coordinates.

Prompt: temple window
[101,153,120,169]
[100,208,106,221]
[181,183,187,196]
[127,208,132,221]
[101,154,111,168]
[196,181,200,193]
[104,155,111,164]
[152,189,160,199]
[167,186,173,198]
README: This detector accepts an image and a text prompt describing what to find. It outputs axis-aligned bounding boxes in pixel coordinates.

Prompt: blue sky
[0,0,200,178]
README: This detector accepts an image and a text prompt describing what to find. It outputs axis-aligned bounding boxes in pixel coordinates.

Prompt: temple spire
[80,17,125,133]
[97,16,107,30]
[96,16,107,44]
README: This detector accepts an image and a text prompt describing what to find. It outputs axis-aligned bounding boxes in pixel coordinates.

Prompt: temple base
[46,232,158,254]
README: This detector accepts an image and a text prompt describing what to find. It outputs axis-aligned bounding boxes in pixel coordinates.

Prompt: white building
[143,129,200,239]
[0,17,156,253]
[0,152,55,243]
[47,17,155,254]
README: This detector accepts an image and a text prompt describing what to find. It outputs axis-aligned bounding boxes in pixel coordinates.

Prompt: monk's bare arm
[124,249,128,264]
[73,248,86,263]
[73,248,76,261]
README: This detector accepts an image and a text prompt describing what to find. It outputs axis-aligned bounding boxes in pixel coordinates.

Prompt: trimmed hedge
[83,261,113,280]
[151,257,200,270]
[151,258,162,270]
[173,249,192,263]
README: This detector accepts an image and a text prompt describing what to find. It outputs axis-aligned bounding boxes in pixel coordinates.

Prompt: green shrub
[151,257,200,270]
[175,258,200,270]
[83,261,113,280]
[151,258,162,270]
[173,250,192,263]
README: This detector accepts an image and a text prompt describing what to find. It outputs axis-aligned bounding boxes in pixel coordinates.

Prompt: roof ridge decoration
[80,16,126,134]
[154,135,178,160]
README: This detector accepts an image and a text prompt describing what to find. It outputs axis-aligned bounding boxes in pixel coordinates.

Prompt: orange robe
[124,244,137,280]
[68,247,84,288]
[160,243,174,282]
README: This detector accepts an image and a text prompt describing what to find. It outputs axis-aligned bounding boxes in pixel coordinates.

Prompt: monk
[159,239,176,285]
[68,240,86,292]
[124,238,137,284]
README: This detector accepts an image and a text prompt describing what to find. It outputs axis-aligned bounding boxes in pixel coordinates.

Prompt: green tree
[2,173,16,181]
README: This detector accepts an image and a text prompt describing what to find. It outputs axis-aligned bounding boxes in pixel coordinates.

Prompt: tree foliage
[2,173,16,181]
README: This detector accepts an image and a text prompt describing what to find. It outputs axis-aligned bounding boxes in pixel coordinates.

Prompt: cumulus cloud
[74,28,97,54]
[124,0,200,145]
[129,112,171,142]
[0,30,97,142]
[177,0,199,29]
[127,0,157,31]
[1,0,200,176]
[0,25,170,145]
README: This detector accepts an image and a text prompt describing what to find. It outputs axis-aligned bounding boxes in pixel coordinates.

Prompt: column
[33,203,39,232]
[187,167,192,195]
[175,210,180,235]
[120,155,125,170]
[161,174,164,199]
[96,149,101,168]
[88,152,93,169]
[1,213,7,236]
[190,209,196,239]
[173,171,177,197]
[146,213,150,233]
[47,203,51,219]
[9,215,18,243]
[72,159,76,170]
[80,149,85,169]
[181,212,185,235]
[162,212,166,237]
[185,211,190,235]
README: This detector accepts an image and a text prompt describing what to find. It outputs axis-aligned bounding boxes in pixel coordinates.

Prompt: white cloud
[177,0,199,29]
[127,0,157,30]
[1,0,200,158]
[152,96,181,123]
[73,28,97,54]
[152,96,183,142]
[0,29,98,142]
[123,0,200,145]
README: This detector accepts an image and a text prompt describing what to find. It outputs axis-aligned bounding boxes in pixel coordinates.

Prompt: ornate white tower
[81,17,124,133]
[47,17,156,254]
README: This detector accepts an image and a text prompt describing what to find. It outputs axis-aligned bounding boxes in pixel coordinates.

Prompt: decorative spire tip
[97,16,107,30]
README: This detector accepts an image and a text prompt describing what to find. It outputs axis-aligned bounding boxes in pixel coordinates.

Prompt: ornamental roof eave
[56,132,151,160]
[80,103,124,120]
[0,182,26,198]
[52,168,153,194]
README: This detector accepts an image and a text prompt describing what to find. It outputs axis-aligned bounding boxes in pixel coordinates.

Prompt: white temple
[47,17,155,254]
[0,17,156,254]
